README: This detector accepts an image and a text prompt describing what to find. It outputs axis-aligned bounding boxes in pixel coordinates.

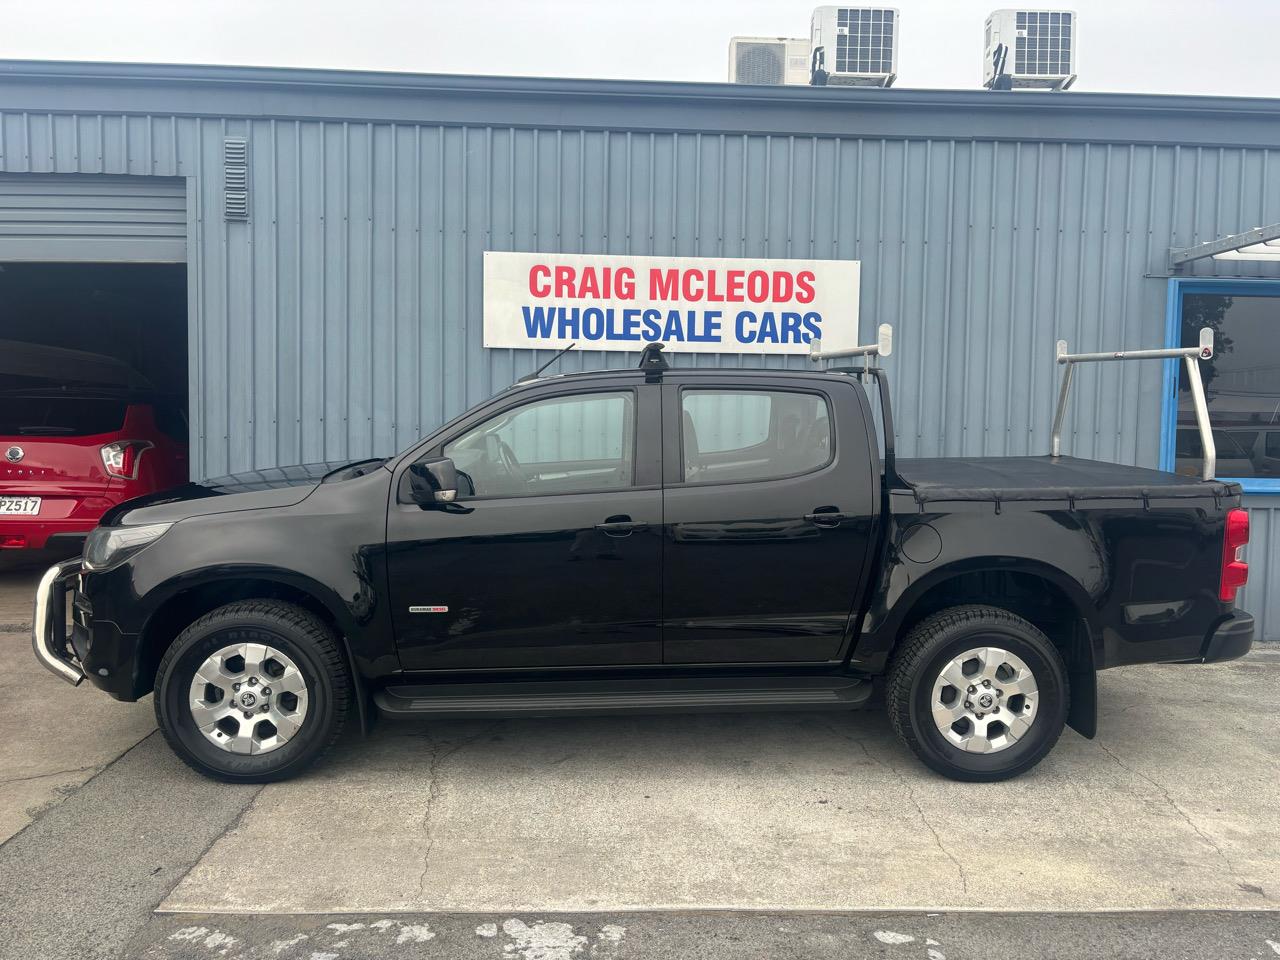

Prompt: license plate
[0,496,40,515]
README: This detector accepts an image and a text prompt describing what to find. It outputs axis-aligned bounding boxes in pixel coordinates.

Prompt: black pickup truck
[33,348,1253,783]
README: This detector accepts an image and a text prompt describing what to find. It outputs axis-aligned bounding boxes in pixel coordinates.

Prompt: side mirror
[408,458,459,506]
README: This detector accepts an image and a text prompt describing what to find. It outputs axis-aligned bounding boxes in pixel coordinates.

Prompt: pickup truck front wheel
[886,605,1068,782]
[154,600,351,783]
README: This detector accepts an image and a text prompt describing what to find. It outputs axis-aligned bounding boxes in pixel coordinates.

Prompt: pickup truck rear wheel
[886,605,1068,782]
[154,600,351,783]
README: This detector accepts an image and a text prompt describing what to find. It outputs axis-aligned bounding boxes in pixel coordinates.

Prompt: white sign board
[483,252,861,356]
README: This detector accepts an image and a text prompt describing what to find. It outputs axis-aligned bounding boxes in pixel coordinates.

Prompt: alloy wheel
[188,641,309,754]
[930,645,1038,754]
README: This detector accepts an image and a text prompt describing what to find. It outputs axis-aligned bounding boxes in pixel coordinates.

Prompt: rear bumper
[1,516,97,551]
[1201,610,1254,664]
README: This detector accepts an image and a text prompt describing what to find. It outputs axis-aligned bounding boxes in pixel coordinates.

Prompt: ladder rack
[810,323,896,487]
[1051,327,1216,480]
[808,323,893,368]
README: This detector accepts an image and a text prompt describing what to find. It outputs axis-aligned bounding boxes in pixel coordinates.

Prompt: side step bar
[374,676,873,719]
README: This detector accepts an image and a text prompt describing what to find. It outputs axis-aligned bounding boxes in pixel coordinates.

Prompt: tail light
[1218,508,1249,603]
[100,440,154,480]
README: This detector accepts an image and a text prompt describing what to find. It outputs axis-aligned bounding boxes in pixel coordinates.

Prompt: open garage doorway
[0,262,189,565]
[0,262,187,398]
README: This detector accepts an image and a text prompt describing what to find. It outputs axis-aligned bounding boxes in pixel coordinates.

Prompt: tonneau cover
[894,455,1241,503]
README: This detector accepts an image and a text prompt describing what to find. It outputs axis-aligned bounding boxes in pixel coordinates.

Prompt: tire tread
[885,604,1068,782]
[153,599,351,783]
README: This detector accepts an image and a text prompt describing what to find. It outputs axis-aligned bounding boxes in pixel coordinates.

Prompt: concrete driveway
[162,658,1279,915]
[1,568,1278,959]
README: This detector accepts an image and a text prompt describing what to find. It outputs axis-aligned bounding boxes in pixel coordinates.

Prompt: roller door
[0,174,186,262]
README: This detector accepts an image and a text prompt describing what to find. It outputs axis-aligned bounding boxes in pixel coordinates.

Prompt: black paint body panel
[658,375,879,664]
[71,367,1249,707]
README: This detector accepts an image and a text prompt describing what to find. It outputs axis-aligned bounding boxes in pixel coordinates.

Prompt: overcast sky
[0,0,1276,97]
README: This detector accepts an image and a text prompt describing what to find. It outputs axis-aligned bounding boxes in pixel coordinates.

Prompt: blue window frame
[1161,277,1280,494]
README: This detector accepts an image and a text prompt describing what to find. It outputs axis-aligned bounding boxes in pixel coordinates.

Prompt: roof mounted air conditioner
[984,9,1077,90]
[728,37,811,85]
[810,6,899,88]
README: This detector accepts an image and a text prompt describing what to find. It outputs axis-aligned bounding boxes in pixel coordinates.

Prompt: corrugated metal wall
[1242,496,1280,640]
[1,90,1279,635]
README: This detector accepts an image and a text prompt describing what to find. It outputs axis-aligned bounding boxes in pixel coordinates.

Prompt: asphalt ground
[129,910,1280,960]
[2,569,1278,960]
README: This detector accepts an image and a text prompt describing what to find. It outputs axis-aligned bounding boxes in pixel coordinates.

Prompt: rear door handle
[595,515,648,537]
[804,509,857,528]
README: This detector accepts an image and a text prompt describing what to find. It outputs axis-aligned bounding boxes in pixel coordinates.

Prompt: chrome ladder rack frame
[1051,327,1216,481]
[808,323,894,368]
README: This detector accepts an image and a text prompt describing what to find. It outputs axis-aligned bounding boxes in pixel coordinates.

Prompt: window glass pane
[0,397,128,436]
[683,392,772,453]
[443,392,633,498]
[1177,293,1280,478]
[681,389,830,483]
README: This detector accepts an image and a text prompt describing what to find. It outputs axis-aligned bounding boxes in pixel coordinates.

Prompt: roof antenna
[517,342,576,384]
[638,342,669,372]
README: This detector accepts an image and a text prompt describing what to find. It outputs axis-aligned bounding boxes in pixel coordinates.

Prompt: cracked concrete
[822,720,972,897]
[162,659,1279,914]
[413,723,504,899]
[1094,737,1243,881]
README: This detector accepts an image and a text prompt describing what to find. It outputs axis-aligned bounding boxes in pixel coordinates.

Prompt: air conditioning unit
[728,37,811,85]
[984,9,1077,90]
[809,7,899,88]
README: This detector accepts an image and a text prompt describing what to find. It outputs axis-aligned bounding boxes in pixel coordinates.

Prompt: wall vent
[223,137,249,220]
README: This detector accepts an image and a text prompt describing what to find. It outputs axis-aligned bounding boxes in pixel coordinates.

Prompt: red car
[1,342,187,556]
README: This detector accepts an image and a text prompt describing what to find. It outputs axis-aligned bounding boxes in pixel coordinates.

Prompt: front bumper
[31,559,87,685]
[1201,610,1254,664]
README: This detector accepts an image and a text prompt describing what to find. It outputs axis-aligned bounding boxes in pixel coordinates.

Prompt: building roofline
[3,58,1279,114]
[3,58,1280,149]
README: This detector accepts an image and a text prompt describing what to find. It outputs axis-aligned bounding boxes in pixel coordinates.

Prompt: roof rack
[637,342,669,372]
[1051,327,1216,481]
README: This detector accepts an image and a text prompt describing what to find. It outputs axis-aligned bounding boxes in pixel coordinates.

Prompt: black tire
[886,604,1068,782]
[154,600,351,783]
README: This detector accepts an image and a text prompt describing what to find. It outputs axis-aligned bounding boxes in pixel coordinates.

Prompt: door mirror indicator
[408,458,460,506]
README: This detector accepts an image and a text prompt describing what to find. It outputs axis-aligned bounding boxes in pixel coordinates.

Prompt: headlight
[83,522,173,571]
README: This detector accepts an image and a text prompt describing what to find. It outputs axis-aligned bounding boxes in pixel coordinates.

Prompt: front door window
[443,391,635,498]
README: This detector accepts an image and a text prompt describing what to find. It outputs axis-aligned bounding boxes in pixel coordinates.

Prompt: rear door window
[680,389,832,484]
[0,398,128,437]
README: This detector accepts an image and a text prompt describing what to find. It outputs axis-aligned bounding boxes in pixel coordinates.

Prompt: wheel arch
[877,558,1098,738]
[138,571,371,733]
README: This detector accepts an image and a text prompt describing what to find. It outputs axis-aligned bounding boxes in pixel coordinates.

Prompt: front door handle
[804,508,856,528]
[595,515,648,537]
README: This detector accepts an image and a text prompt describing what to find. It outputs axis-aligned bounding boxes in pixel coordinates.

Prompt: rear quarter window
[0,398,128,437]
